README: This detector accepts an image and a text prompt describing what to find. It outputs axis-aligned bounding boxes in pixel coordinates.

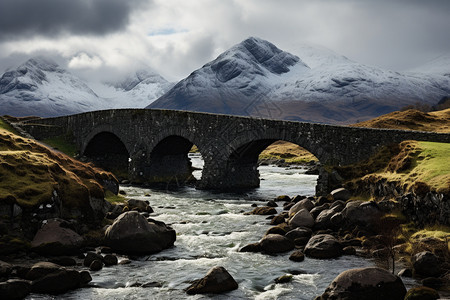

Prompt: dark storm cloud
[0,0,147,41]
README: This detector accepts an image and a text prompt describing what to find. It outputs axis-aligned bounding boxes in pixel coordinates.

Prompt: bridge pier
[199,160,260,190]
[129,150,195,186]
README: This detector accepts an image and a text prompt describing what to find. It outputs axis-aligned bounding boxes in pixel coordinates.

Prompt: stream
[27,155,417,299]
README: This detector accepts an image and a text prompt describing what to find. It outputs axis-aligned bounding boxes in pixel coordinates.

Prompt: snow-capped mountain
[103,69,174,108]
[0,58,173,117]
[149,37,450,124]
[0,57,108,117]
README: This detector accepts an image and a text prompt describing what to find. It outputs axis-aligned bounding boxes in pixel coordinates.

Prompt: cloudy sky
[0,0,449,82]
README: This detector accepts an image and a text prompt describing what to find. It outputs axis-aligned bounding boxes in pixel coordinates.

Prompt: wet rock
[319,267,406,300]
[127,199,153,213]
[275,274,293,283]
[49,256,77,267]
[119,259,131,265]
[260,234,294,254]
[0,279,31,300]
[89,260,103,271]
[275,195,291,202]
[186,266,238,295]
[422,277,444,289]
[267,200,278,207]
[342,246,356,256]
[239,243,261,253]
[304,234,342,259]
[141,281,163,288]
[103,254,118,266]
[31,219,83,256]
[250,206,277,215]
[289,250,305,262]
[31,269,81,295]
[285,227,312,241]
[26,262,61,280]
[265,226,287,236]
[288,199,314,217]
[314,208,339,230]
[404,286,439,300]
[289,209,314,229]
[79,271,92,286]
[83,251,103,267]
[412,251,442,277]
[330,188,351,201]
[310,203,330,218]
[105,211,176,255]
[397,268,413,277]
[0,260,13,278]
[270,215,285,225]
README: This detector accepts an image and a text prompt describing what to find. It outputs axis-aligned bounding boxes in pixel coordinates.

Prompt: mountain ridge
[149,37,450,124]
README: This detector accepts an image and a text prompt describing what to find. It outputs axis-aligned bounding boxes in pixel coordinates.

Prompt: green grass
[42,134,78,157]
[105,190,126,204]
[415,141,450,187]
[0,118,19,135]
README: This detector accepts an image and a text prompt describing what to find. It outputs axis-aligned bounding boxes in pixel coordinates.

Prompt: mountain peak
[214,37,304,76]
[22,56,60,73]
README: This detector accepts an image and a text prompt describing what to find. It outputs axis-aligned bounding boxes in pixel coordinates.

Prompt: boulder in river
[412,251,442,277]
[288,209,314,228]
[404,286,440,300]
[186,266,238,295]
[318,267,406,300]
[104,211,176,255]
[288,199,315,217]
[250,206,277,215]
[304,234,342,259]
[0,279,31,300]
[260,234,294,254]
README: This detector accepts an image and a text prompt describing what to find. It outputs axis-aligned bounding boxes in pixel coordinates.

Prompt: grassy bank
[259,141,318,164]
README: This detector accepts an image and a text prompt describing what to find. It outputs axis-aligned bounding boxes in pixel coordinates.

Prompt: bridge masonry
[20,109,450,194]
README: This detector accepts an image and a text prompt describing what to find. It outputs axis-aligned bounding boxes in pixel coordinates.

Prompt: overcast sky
[0,0,449,82]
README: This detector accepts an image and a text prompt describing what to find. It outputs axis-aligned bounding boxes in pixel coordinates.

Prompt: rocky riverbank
[240,188,449,298]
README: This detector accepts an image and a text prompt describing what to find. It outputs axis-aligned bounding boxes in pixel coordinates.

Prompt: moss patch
[0,128,117,210]
[0,118,19,135]
[105,190,126,204]
[343,141,450,197]
[42,133,78,157]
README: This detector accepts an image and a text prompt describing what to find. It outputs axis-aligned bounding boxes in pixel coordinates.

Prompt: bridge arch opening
[83,132,129,180]
[146,135,203,187]
[226,139,319,194]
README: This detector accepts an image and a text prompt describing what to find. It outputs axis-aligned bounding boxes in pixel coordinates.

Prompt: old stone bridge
[21,109,450,193]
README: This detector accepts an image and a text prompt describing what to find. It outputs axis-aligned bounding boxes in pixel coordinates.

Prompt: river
[27,155,416,299]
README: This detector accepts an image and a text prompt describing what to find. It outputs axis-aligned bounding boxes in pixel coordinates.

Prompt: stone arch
[220,136,321,190]
[83,131,130,179]
[134,134,205,187]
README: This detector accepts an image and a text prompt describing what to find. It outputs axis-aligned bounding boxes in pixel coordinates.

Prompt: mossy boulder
[404,286,439,300]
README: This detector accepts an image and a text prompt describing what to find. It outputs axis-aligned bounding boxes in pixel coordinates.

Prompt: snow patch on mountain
[149,37,450,123]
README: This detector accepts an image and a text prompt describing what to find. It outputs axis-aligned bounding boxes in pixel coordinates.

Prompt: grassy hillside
[352,108,450,133]
[343,140,450,196]
[0,127,117,210]
[259,140,317,163]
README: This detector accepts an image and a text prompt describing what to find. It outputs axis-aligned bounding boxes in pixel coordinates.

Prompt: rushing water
[27,155,414,299]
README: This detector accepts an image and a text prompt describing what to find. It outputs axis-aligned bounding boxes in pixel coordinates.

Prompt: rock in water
[260,234,295,254]
[288,208,314,228]
[412,251,442,277]
[0,279,31,300]
[318,267,406,300]
[186,266,238,295]
[104,211,176,255]
[304,234,342,259]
